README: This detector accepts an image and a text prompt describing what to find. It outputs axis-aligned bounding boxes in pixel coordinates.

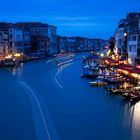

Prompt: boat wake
[55,59,74,89]
[55,66,63,88]
[46,54,74,64]
[18,79,59,140]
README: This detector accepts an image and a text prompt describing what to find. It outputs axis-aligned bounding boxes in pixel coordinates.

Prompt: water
[0,54,140,140]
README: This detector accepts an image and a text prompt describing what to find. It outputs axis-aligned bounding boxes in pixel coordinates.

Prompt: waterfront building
[127,13,140,65]
[57,36,107,53]
[57,36,77,52]
[63,37,86,52]
[57,36,64,53]
[22,31,31,55]
[15,22,57,55]
[86,38,94,51]
[115,19,127,56]
[115,13,140,65]
[76,37,87,52]
[9,28,23,53]
[47,25,57,55]
[15,22,47,30]
[86,38,107,51]
[0,22,30,55]
[0,31,9,56]
[31,27,49,55]
[11,22,57,56]
[0,23,13,55]
[57,36,67,53]
[65,37,77,52]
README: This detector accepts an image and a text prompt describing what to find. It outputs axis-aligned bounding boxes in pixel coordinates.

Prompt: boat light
[14,53,21,57]
[5,55,12,59]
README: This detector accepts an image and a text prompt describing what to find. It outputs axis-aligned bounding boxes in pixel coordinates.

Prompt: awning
[130,68,140,74]
[105,58,118,65]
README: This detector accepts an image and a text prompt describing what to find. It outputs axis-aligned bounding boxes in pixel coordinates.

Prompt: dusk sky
[0,0,140,39]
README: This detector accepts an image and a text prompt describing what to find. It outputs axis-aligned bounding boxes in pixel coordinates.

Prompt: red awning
[130,68,140,74]
[105,58,118,63]
[117,64,140,74]
[117,64,134,70]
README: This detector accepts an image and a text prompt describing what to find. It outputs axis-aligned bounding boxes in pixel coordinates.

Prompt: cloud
[58,23,99,27]
[53,16,94,21]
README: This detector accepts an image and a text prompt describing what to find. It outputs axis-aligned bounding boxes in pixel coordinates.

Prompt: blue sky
[0,0,140,39]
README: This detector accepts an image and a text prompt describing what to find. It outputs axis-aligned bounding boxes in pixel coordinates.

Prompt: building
[15,22,57,56]
[57,36,68,53]
[115,19,127,56]
[61,37,87,52]
[115,13,140,65]
[31,28,50,56]
[127,13,140,65]
[47,25,57,55]
[86,38,107,51]
[0,22,13,55]
[31,27,49,55]
[76,37,87,52]
[9,28,23,53]
[0,22,26,55]
[22,31,31,54]
[0,31,9,55]
[15,22,48,55]
[57,36,107,53]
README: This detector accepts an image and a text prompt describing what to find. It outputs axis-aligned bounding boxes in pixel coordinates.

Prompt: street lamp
[100,53,104,57]
[124,32,127,37]
[128,57,132,64]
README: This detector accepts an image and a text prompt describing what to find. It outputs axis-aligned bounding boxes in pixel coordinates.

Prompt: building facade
[86,38,106,51]
[115,13,140,65]
[0,31,9,55]
[9,28,23,53]
[127,13,140,65]
[31,27,49,55]
[57,36,107,53]
[47,25,57,55]
[0,22,58,56]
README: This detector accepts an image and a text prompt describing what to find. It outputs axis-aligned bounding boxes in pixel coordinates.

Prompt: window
[133,36,136,41]
[129,45,131,52]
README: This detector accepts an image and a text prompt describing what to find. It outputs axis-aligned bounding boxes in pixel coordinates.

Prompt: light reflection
[12,68,16,75]
[11,63,24,78]
[132,102,140,139]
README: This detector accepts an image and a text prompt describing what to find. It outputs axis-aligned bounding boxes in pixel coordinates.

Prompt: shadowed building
[115,13,140,65]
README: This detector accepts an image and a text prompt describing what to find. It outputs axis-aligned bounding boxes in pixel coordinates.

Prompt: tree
[109,37,115,56]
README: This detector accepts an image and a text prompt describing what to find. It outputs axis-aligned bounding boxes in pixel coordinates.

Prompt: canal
[0,53,140,140]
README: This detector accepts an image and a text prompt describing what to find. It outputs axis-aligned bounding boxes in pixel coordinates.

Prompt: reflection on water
[132,102,140,140]
[11,63,24,77]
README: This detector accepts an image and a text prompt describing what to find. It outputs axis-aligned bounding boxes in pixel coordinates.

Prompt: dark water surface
[0,54,140,140]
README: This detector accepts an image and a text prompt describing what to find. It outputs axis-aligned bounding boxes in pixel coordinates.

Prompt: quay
[0,52,75,68]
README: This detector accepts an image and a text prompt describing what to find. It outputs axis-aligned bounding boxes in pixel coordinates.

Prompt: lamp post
[123,32,128,63]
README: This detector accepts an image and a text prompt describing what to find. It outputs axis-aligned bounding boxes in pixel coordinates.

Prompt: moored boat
[90,80,107,86]
[3,58,18,67]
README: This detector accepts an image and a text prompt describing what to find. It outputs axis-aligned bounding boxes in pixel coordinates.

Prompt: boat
[90,80,107,86]
[81,74,85,78]
[111,89,129,95]
[105,77,128,84]
[4,58,18,67]
[131,95,140,102]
